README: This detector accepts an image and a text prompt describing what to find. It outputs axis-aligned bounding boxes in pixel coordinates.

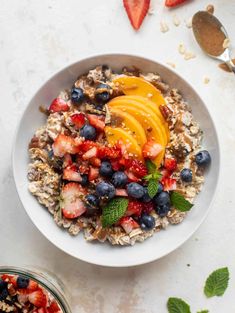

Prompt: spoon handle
[226,59,235,74]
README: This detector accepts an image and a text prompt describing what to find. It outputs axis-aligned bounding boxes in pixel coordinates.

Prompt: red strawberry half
[123,0,150,30]
[87,114,105,131]
[28,290,47,308]
[53,134,78,157]
[70,113,86,129]
[61,183,86,219]
[63,164,82,182]
[119,216,139,233]
[165,0,188,7]
[142,140,163,160]
[49,98,69,113]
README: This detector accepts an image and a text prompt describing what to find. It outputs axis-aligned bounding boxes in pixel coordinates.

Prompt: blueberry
[96,182,116,199]
[111,171,128,188]
[139,213,155,231]
[156,203,171,217]
[17,276,29,289]
[0,288,8,301]
[84,194,100,216]
[0,279,7,291]
[153,191,170,206]
[71,87,84,104]
[127,183,145,199]
[157,182,164,194]
[195,150,211,167]
[99,161,113,178]
[95,83,111,103]
[140,187,152,203]
[180,168,193,182]
[80,174,88,186]
[80,124,96,140]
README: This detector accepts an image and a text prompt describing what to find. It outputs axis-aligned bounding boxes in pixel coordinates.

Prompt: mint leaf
[144,174,154,181]
[204,267,229,298]
[167,297,191,313]
[152,171,162,180]
[197,310,209,313]
[146,159,156,173]
[147,179,159,198]
[170,191,193,212]
[101,197,128,227]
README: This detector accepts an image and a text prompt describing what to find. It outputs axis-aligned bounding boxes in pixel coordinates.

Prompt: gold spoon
[192,11,235,74]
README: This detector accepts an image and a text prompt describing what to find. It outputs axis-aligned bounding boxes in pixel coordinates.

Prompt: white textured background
[1,0,235,312]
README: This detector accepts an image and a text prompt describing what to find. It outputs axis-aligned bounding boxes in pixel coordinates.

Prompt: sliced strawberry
[1,274,17,287]
[125,170,140,182]
[61,183,86,219]
[87,114,105,131]
[88,167,99,181]
[53,134,78,157]
[124,159,147,178]
[165,0,188,7]
[47,300,61,313]
[110,159,123,171]
[70,113,86,129]
[116,189,128,197]
[119,216,140,234]
[125,201,143,217]
[98,145,122,159]
[82,147,98,160]
[123,0,150,30]
[142,201,154,214]
[78,163,89,175]
[142,140,163,160]
[28,290,47,308]
[63,153,73,168]
[17,293,29,304]
[164,158,177,172]
[27,279,39,292]
[161,177,177,191]
[63,164,82,182]
[78,140,99,153]
[90,157,101,167]
[49,98,69,113]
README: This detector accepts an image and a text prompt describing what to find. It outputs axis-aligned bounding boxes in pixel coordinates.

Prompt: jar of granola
[0,266,72,313]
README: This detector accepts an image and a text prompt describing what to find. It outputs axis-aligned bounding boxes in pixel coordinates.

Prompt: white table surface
[1,0,235,312]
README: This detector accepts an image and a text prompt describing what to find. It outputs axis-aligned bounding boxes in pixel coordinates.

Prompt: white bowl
[13,54,220,267]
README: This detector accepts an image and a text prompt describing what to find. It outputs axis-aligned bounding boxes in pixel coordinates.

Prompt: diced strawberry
[78,140,99,152]
[70,113,86,129]
[125,201,143,217]
[63,153,73,168]
[161,168,171,178]
[63,164,82,182]
[90,157,101,167]
[110,159,123,171]
[164,158,177,172]
[119,216,140,234]
[115,189,128,197]
[48,98,69,113]
[61,183,86,219]
[28,290,47,308]
[161,177,177,191]
[78,163,89,175]
[123,0,150,30]
[142,202,154,214]
[125,170,140,182]
[27,279,39,292]
[165,0,188,7]
[47,300,61,313]
[87,114,105,131]
[124,159,147,178]
[98,145,122,159]
[37,309,47,313]
[1,274,17,287]
[82,147,98,160]
[52,134,78,157]
[88,167,99,181]
[142,140,163,160]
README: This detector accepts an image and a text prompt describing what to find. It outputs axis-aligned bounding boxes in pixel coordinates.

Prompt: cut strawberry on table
[61,183,87,219]
[123,0,150,30]
[48,98,69,113]
[165,0,188,7]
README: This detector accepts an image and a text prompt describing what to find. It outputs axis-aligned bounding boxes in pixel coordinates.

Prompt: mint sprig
[167,297,191,313]
[170,191,193,212]
[144,160,162,198]
[101,197,128,228]
[204,267,229,298]
[147,179,159,198]
[146,159,157,173]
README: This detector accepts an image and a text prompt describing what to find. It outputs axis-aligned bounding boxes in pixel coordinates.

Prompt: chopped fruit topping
[112,171,128,188]
[95,83,112,103]
[96,182,116,199]
[82,147,98,160]
[48,98,69,113]
[143,140,163,160]
[164,158,177,172]
[87,114,105,131]
[165,0,188,7]
[90,157,101,167]
[139,213,155,231]
[115,189,128,197]
[119,216,139,234]
[161,177,177,191]
[78,164,89,174]
[125,170,140,182]
[17,276,29,289]
[52,134,78,157]
[127,182,145,199]
[124,159,148,178]
[63,153,72,168]
[180,168,193,182]
[79,140,99,152]
[125,200,143,216]
[63,165,82,182]
[61,183,87,219]
[28,290,47,308]
[27,280,39,292]
[195,150,211,167]
[80,124,97,140]
[47,300,61,313]
[70,113,86,129]
[123,0,150,30]
[88,167,99,181]
[71,87,84,104]
[142,201,154,214]
[156,203,171,217]
[98,145,122,159]
[99,161,114,178]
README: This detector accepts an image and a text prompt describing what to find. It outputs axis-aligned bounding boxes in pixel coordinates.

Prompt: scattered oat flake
[178,43,186,55]
[173,14,181,27]
[148,7,155,15]
[223,38,230,49]
[160,21,169,33]
[184,51,196,60]
[206,4,214,14]
[185,17,192,28]
[166,62,176,69]
[203,77,210,84]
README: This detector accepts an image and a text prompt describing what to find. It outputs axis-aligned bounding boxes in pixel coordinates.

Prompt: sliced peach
[108,98,168,145]
[113,76,166,107]
[104,126,143,160]
[109,107,147,147]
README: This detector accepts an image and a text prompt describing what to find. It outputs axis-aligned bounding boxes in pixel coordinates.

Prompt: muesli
[28,65,211,246]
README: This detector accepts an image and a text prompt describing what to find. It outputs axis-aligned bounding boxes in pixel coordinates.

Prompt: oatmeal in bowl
[27,64,211,246]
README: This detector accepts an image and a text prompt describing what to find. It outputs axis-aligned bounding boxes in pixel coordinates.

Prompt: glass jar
[0,266,72,313]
